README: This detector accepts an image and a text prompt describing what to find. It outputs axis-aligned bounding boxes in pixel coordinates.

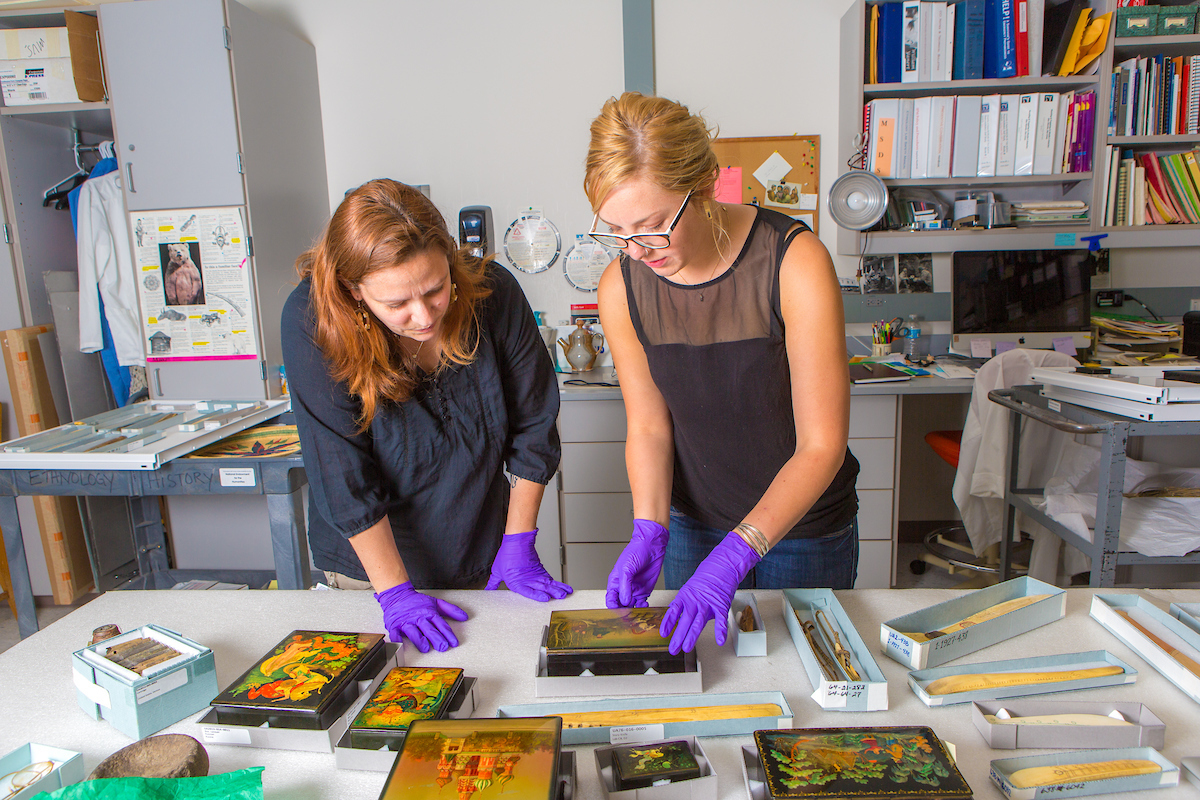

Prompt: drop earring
[450,283,459,303]
[356,300,371,330]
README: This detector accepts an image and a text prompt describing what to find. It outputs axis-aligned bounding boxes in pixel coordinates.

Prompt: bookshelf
[837,0,1200,255]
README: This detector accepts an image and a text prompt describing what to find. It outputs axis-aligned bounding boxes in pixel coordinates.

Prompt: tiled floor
[0,596,96,655]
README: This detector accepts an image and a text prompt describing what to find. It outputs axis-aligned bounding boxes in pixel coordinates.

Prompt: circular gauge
[562,239,612,292]
[503,212,561,274]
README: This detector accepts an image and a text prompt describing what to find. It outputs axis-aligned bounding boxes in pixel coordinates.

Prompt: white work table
[2,587,1199,799]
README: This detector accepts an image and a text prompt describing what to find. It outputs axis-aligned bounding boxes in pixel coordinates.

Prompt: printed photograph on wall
[860,255,896,294]
[898,253,933,293]
[159,241,206,306]
[765,180,808,210]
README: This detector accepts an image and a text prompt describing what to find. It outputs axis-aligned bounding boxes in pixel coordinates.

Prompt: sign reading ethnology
[130,207,258,362]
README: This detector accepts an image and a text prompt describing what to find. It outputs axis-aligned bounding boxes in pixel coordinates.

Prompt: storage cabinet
[837,0,1200,254]
[98,0,330,400]
[557,391,900,589]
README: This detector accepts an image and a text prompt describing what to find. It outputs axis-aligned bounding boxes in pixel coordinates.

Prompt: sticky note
[799,193,818,210]
[1053,336,1077,355]
[996,341,1016,354]
[971,338,993,358]
[715,167,742,203]
[1054,233,1076,247]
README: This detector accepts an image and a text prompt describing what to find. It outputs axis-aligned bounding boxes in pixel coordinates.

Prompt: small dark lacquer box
[611,739,701,790]
[544,608,686,677]
[210,630,386,730]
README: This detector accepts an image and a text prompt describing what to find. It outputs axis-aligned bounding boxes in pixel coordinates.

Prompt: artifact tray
[990,746,1179,800]
[347,666,465,750]
[752,726,972,800]
[378,717,562,800]
[210,630,386,730]
[611,739,701,790]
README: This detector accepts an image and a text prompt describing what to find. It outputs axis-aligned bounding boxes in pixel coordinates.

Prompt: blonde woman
[585,94,860,654]
[281,179,569,653]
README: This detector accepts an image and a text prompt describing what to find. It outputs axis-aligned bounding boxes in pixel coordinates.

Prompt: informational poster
[130,207,257,362]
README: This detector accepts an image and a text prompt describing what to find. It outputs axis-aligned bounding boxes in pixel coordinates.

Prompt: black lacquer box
[612,739,702,790]
[210,630,386,730]
[347,666,465,750]
[544,608,687,677]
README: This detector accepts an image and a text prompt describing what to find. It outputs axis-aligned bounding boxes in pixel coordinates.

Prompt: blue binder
[878,1,904,84]
[953,0,985,80]
[983,0,1017,78]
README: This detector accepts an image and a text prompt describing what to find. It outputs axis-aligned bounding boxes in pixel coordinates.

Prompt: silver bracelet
[734,523,770,558]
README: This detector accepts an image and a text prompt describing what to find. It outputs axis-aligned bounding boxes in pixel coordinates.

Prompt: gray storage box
[972,700,1165,749]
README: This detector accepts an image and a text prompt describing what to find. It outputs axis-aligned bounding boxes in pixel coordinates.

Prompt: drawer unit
[855,539,892,589]
[558,399,627,442]
[847,438,895,491]
[561,442,630,493]
[857,488,894,541]
[561,493,634,543]
[849,395,897,438]
[563,542,626,589]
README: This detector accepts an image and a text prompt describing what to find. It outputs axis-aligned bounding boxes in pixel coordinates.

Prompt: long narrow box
[498,690,793,746]
[990,747,1178,799]
[72,624,217,739]
[972,700,1165,749]
[334,676,477,772]
[729,592,765,657]
[1169,602,1200,637]
[0,743,84,800]
[881,576,1065,669]
[197,643,401,753]
[1184,757,1200,790]
[1091,594,1200,706]
[783,589,887,711]
[908,650,1136,707]
[594,736,716,800]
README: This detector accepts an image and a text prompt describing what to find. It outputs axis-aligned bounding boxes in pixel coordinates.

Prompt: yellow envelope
[1071,12,1111,76]
[1057,7,1091,76]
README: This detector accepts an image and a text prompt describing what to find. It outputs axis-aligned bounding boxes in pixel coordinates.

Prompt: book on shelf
[902,0,922,83]
[1054,90,1073,173]
[952,0,985,80]
[930,1,949,83]
[929,95,956,178]
[943,3,956,81]
[1013,92,1039,176]
[1103,145,1119,226]
[951,94,983,177]
[897,97,915,178]
[984,0,1018,79]
[977,94,1002,176]
[995,93,1020,176]
[1032,91,1060,175]
[869,3,879,84]
[1134,164,1147,225]
[911,95,933,178]
[878,1,904,83]
[1009,199,1089,224]
[1015,0,1029,77]
[868,98,900,177]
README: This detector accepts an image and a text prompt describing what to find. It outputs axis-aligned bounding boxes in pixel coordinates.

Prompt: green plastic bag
[30,767,264,800]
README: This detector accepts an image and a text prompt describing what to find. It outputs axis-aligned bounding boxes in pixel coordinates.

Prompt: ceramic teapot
[557,320,604,373]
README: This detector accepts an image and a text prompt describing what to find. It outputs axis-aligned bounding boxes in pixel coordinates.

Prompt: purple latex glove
[375,581,468,653]
[485,529,573,601]
[660,532,761,654]
[606,519,669,609]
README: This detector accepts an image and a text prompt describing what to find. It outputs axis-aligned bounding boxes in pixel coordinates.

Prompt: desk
[558,371,974,590]
[2,587,1198,799]
[990,386,1200,587]
[0,452,311,640]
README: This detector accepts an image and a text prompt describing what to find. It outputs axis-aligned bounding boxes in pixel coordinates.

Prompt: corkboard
[711,135,821,234]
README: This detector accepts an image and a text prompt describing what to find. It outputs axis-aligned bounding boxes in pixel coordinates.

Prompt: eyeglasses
[588,190,692,250]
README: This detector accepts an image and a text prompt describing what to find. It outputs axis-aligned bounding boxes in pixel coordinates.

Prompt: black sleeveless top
[622,206,859,538]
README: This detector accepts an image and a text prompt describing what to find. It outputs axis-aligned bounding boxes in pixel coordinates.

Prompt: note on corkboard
[711,135,821,234]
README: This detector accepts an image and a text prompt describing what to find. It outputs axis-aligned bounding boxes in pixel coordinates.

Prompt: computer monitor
[950,249,1099,355]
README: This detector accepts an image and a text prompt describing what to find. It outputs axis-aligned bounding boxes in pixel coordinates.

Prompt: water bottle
[904,314,922,358]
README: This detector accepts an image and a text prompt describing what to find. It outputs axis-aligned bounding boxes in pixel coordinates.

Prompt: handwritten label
[219,468,256,487]
[26,470,118,489]
[932,630,969,651]
[971,338,993,358]
[609,724,664,745]
[144,470,215,491]
[990,766,1014,798]
[1053,336,1077,355]
[885,630,913,662]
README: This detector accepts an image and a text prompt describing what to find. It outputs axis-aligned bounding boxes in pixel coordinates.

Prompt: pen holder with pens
[871,342,892,358]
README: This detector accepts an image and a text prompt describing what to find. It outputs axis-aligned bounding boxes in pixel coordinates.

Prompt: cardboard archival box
[1169,601,1200,637]
[1,326,94,604]
[989,746,1178,800]
[908,649,1136,707]
[595,736,716,800]
[782,589,888,711]
[881,576,1066,670]
[334,675,477,772]
[729,592,765,657]
[198,642,402,754]
[497,691,794,746]
[972,699,1166,750]
[72,624,217,740]
[0,12,104,106]
[0,743,84,800]
[1090,594,1200,706]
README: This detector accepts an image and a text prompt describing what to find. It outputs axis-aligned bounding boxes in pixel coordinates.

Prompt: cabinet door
[100,0,245,210]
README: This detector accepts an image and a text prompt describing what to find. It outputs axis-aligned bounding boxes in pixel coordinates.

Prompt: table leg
[1091,423,1129,588]
[267,488,310,590]
[130,496,171,576]
[1000,406,1023,582]
[0,496,38,638]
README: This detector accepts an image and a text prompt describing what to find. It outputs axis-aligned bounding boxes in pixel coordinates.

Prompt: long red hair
[297,179,492,430]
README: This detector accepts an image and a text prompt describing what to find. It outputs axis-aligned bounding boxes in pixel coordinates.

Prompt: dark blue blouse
[280,264,560,588]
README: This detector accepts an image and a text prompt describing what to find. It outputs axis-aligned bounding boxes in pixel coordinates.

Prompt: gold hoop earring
[450,283,459,303]
[356,300,371,330]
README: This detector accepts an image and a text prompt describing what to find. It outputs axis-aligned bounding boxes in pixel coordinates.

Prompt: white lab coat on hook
[77,170,145,367]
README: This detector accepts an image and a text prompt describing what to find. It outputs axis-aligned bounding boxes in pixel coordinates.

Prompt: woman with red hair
[281,179,569,653]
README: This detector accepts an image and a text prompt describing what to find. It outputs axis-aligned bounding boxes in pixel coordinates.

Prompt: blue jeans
[663,509,859,590]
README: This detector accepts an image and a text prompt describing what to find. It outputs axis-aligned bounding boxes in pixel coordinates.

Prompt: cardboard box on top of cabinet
[0,11,104,106]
